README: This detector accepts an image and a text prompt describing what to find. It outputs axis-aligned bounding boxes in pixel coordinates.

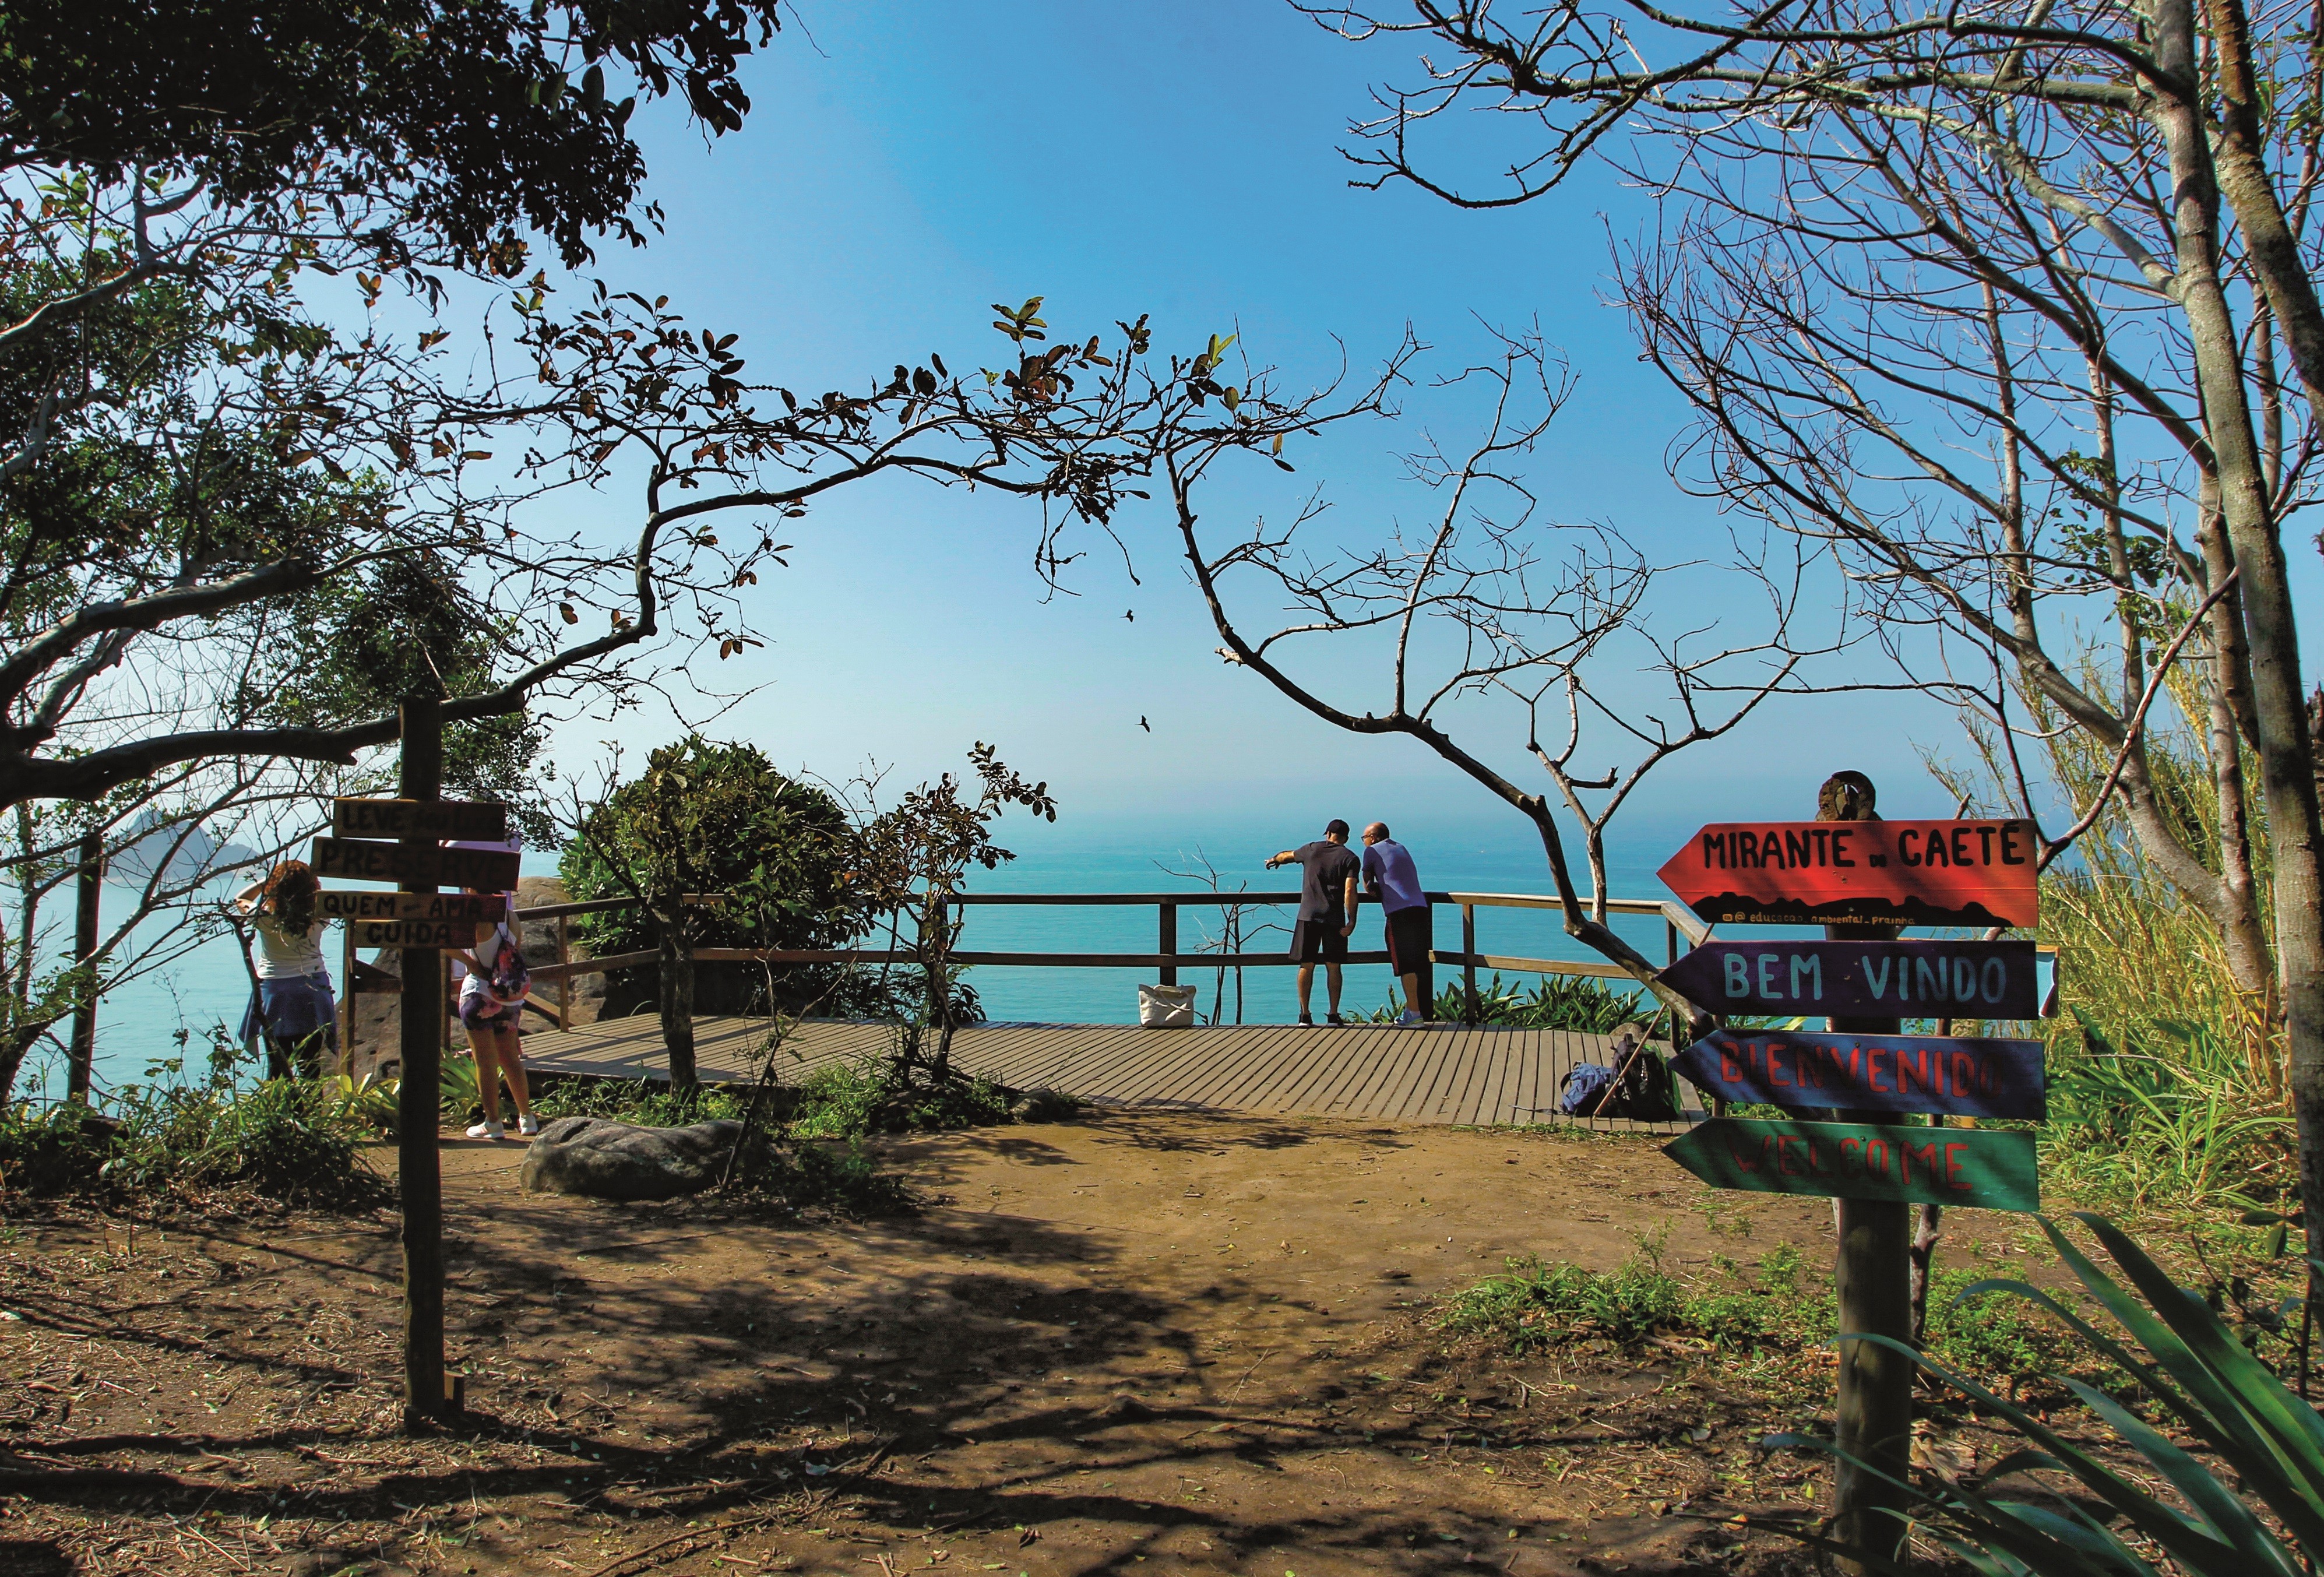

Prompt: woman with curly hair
[234,860,337,1079]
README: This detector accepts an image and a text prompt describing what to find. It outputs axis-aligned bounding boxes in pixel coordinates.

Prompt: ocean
[27,815,1685,1101]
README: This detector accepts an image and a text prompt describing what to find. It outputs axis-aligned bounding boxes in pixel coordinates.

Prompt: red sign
[1657,819,2039,928]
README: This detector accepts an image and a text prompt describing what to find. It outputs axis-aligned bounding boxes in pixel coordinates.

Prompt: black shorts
[459,994,522,1033]
[1290,918,1349,963]
[1385,906,1432,974]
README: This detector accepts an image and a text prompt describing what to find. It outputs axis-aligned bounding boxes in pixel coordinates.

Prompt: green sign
[1663,1118,2038,1212]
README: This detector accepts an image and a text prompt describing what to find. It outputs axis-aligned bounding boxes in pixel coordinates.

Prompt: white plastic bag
[1138,983,1198,1027]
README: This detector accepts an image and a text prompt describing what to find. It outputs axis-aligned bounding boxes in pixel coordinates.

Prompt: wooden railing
[344,891,1707,1041]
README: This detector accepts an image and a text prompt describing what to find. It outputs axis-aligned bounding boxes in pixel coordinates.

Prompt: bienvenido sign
[311,837,522,892]
[1657,938,2051,1019]
[1663,1117,2040,1210]
[332,797,509,842]
[1673,1029,2047,1120]
[317,890,508,923]
[1657,818,2040,928]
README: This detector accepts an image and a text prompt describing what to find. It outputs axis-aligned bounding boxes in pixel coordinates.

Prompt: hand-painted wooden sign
[1657,819,2040,928]
[318,890,508,923]
[1658,938,2051,1018]
[354,919,477,950]
[332,798,509,842]
[311,837,522,892]
[1664,1118,2039,1210]
[1673,1030,2046,1120]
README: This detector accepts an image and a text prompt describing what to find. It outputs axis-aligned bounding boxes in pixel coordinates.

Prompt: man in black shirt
[1266,819,1361,1026]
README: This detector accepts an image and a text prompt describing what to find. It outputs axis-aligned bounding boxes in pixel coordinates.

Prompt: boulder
[518,1115,741,1201]
[1008,1087,1079,1123]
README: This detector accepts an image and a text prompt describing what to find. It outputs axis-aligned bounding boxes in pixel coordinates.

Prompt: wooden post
[341,922,357,1071]
[1820,771,1911,1571]
[395,692,451,1433]
[556,912,570,1032]
[1159,902,1178,988]
[65,828,101,1102]
[1665,916,1678,968]
[1462,903,1480,1025]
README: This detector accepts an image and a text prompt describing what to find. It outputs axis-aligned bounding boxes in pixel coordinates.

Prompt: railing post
[1159,901,1177,987]
[1666,916,1678,967]
[556,912,570,1032]
[1462,903,1480,1025]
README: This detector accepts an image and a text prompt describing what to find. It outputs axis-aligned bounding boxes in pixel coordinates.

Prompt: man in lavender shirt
[1361,823,1435,1025]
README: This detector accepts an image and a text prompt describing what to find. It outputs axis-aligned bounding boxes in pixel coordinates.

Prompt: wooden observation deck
[520,1017,1697,1132]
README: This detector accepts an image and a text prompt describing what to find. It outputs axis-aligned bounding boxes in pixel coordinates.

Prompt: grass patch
[1440,1230,2082,1391]
[531,1077,745,1127]
[781,1061,1015,1139]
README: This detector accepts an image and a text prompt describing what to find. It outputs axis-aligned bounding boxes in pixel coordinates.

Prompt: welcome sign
[1657,938,2049,1018]
[1663,1118,2038,1210]
[1674,1029,2046,1119]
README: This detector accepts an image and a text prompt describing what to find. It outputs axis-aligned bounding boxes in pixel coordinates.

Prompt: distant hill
[107,811,264,885]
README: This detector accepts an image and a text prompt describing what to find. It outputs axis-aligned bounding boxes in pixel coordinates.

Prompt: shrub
[2,1037,390,1210]
[1774,1215,2324,1577]
[725,1135,914,1213]
[781,1060,1013,1138]
[558,737,868,1018]
[1429,972,1647,1033]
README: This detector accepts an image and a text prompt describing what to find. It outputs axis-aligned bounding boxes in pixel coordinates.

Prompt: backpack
[1557,1062,1615,1117]
[480,924,530,1008]
[1561,1030,1682,1121]
[1600,1030,1682,1121]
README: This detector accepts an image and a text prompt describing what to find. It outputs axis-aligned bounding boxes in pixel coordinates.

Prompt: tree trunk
[2153,0,2324,1314]
[656,907,697,1089]
[66,827,100,1102]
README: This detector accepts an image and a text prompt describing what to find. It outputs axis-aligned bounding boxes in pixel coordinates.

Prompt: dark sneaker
[1298,1014,1315,1027]
[1326,1013,1348,1027]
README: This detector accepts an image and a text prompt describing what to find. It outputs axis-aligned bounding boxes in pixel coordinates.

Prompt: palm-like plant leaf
[1780,1215,2324,1577]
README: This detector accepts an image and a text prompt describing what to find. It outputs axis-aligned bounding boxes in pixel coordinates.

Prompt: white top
[459,923,524,1005]
[251,917,329,980]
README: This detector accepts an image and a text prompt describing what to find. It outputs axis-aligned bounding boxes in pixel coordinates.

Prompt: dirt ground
[0,1111,2041,1577]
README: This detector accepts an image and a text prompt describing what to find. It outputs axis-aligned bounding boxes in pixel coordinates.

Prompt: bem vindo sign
[1657,817,2040,927]
[1656,938,2051,1018]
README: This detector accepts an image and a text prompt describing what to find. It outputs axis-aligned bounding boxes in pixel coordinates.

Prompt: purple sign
[1674,1029,2046,1120]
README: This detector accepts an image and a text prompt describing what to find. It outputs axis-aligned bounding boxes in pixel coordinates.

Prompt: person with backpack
[452,885,539,1140]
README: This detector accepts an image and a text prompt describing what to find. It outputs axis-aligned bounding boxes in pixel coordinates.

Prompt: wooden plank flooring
[518,1015,1698,1132]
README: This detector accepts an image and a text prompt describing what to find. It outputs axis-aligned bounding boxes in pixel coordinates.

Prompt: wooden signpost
[312,836,521,892]
[326,751,519,1432]
[333,797,509,842]
[1674,1029,2046,1120]
[1653,778,2052,1570]
[1664,1118,2038,1210]
[319,890,508,923]
[354,919,476,950]
[1657,817,2040,927]
[1656,938,2049,1019]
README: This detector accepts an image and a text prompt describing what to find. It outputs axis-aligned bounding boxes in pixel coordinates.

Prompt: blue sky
[530,2,2069,858]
